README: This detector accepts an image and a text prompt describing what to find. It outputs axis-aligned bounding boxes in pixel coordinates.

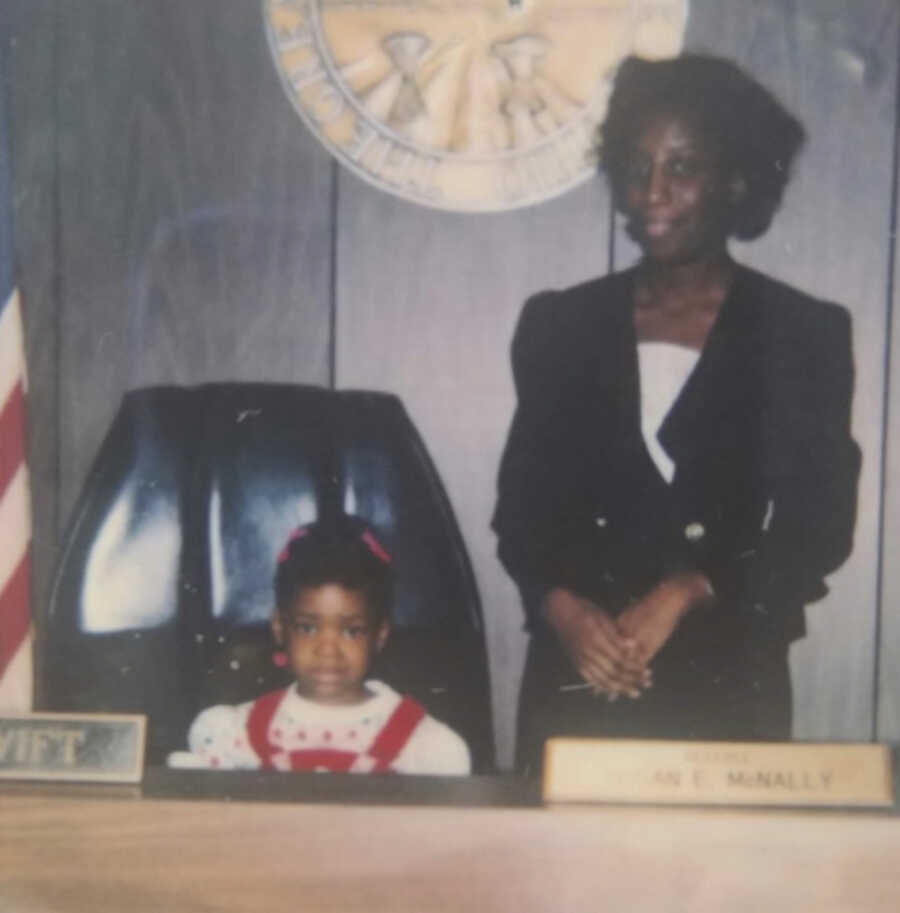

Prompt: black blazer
[493,265,861,647]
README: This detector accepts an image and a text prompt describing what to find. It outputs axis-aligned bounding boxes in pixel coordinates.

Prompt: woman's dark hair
[600,53,807,240]
[274,516,393,625]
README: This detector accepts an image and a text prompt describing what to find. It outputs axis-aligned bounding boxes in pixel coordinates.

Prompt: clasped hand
[542,575,710,699]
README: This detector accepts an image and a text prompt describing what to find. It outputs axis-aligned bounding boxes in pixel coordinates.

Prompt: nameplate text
[543,740,893,807]
[0,713,146,783]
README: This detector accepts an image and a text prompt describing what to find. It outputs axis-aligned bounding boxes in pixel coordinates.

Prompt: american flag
[0,45,32,712]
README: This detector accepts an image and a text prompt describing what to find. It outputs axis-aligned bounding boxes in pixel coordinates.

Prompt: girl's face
[617,109,743,265]
[272,584,388,705]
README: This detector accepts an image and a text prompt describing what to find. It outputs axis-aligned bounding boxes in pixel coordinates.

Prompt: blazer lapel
[657,266,766,469]
[583,268,643,446]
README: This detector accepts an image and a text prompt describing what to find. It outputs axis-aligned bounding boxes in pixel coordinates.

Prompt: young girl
[168,517,471,775]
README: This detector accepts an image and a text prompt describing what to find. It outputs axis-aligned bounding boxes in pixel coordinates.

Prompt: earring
[272,650,288,668]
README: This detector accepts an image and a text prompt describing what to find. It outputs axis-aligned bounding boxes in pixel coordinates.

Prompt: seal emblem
[263,0,689,211]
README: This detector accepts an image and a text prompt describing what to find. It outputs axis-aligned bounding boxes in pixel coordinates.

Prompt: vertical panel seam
[872,23,900,742]
[52,0,61,546]
[328,159,338,389]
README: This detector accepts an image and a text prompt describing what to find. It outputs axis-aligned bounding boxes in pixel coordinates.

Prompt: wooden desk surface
[2,773,900,912]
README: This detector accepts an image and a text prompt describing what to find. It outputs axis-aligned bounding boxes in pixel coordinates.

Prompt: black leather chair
[43,384,494,770]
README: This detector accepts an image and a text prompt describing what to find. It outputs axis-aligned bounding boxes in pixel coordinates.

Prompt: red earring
[272,651,288,668]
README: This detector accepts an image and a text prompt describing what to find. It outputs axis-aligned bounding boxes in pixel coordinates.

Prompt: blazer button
[684,521,705,542]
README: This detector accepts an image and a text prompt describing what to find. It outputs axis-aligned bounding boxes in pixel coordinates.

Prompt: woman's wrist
[664,572,715,618]
[540,587,578,628]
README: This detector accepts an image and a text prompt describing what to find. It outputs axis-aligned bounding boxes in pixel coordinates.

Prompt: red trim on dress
[244,687,427,772]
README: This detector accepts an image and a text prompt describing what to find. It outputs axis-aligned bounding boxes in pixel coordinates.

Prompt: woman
[492,54,861,774]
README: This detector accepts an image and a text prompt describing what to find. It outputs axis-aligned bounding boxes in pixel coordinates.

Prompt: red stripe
[367,696,426,770]
[0,381,26,496]
[0,550,30,677]
[246,688,288,768]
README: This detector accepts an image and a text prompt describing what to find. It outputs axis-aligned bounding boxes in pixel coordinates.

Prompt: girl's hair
[274,516,392,624]
[600,53,807,240]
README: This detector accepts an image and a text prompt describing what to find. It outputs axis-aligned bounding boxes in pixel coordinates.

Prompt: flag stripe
[0,29,31,711]
[0,289,26,404]
[0,463,30,588]
[0,628,32,709]
[0,380,25,495]
[0,549,30,676]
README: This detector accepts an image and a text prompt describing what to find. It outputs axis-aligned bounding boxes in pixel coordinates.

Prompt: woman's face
[617,109,741,266]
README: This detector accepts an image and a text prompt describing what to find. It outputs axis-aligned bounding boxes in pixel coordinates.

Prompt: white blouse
[637,341,700,483]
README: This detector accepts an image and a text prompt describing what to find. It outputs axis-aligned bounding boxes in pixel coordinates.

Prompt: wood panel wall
[879,36,900,741]
[670,0,896,741]
[8,0,900,765]
[49,0,336,527]
[7,0,59,686]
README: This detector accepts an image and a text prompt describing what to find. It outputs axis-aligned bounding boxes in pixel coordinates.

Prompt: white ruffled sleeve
[167,703,260,770]
[392,715,472,776]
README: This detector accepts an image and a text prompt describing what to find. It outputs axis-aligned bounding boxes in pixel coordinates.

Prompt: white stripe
[0,464,31,587]
[0,289,27,406]
[0,627,33,712]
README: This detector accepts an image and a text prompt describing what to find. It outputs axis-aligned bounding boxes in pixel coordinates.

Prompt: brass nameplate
[0,713,146,783]
[543,739,894,807]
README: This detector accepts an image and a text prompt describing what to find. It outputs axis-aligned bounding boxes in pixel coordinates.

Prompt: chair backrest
[44,384,493,770]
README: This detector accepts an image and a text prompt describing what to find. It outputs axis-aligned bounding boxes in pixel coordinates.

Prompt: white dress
[167,679,471,776]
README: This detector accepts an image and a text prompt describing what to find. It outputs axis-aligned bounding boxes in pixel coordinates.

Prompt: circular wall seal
[263,0,689,212]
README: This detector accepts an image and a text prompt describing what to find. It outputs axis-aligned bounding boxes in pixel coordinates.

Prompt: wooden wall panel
[612,0,898,740]
[54,0,335,527]
[335,175,612,767]
[8,0,60,679]
[769,0,898,741]
[878,72,900,741]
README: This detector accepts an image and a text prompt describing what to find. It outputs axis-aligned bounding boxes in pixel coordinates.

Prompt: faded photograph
[6,0,899,776]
